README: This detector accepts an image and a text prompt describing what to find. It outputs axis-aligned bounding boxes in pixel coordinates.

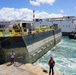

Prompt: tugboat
[69,31,76,39]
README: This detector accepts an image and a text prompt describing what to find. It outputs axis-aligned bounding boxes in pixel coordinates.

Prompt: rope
[54,49,76,64]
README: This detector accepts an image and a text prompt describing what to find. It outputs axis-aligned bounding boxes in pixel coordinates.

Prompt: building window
[66,25,67,27]
[72,20,73,23]
[0,25,1,28]
[68,25,70,27]
[3,25,5,27]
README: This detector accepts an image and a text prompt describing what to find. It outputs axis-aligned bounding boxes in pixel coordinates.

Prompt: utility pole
[32,10,35,30]
[33,10,35,23]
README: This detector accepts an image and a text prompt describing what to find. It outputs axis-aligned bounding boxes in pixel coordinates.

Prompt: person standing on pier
[10,51,15,64]
[48,57,55,75]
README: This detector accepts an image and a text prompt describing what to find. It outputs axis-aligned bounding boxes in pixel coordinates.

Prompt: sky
[0,0,76,21]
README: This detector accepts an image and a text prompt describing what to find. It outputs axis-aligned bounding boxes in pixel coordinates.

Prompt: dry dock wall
[0,29,61,64]
[28,33,61,63]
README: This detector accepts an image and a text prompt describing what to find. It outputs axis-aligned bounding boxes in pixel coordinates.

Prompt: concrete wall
[27,31,61,63]
[4,47,29,63]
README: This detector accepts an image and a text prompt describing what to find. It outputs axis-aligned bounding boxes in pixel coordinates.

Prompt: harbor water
[34,36,76,75]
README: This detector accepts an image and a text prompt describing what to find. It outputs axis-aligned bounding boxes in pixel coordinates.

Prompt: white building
[34,16,76,35]
[0,16,76,35]
[0,20,33,28]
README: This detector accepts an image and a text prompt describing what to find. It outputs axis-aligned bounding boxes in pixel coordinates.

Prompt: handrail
[0,26,61,37]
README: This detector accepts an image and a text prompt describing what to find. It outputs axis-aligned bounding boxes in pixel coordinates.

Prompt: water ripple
[34,36,76,75]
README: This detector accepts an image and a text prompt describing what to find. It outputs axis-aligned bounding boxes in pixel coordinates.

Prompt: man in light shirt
[10,51,15,64]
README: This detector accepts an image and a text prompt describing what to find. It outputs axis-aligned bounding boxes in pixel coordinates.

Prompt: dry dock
[0,62,63,75]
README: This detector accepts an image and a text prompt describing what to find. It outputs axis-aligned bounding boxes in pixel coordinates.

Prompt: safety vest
[49,59,54,64]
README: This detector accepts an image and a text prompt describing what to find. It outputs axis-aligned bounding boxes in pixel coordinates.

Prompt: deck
[0,62,63,75]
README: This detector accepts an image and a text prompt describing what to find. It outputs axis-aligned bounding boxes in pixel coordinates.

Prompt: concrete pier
[0,62,63,75]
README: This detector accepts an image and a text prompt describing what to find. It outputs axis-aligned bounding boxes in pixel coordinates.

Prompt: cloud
[60,9,64,13]
[50,13,63,18]
[30,0,55,6]
[0,7,33,21]
[30,0,40,6]
[35,11,63,18]
[0,7,63,21]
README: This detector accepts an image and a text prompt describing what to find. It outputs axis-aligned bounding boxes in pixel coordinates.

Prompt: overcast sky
[0,0,76,21]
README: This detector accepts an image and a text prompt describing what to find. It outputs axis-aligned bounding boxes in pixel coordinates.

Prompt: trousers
[49,66,54,75]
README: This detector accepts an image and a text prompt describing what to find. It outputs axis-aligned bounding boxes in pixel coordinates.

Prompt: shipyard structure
[0,19,61,64]
[0,16,76,36]
[35,16,76,35]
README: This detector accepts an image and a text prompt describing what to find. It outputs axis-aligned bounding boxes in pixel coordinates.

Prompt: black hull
[62,32,70,36]
[0,29,61,64]
[69,33,76,39]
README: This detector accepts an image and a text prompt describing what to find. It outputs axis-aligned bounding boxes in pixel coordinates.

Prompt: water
[34,36,76,75]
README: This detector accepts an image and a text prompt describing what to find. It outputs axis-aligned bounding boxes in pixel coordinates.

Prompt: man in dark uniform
[48,57,55,75]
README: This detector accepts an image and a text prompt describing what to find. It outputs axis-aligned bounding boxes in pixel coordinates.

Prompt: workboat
[69,31,76,39]
[0,22,62,64]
